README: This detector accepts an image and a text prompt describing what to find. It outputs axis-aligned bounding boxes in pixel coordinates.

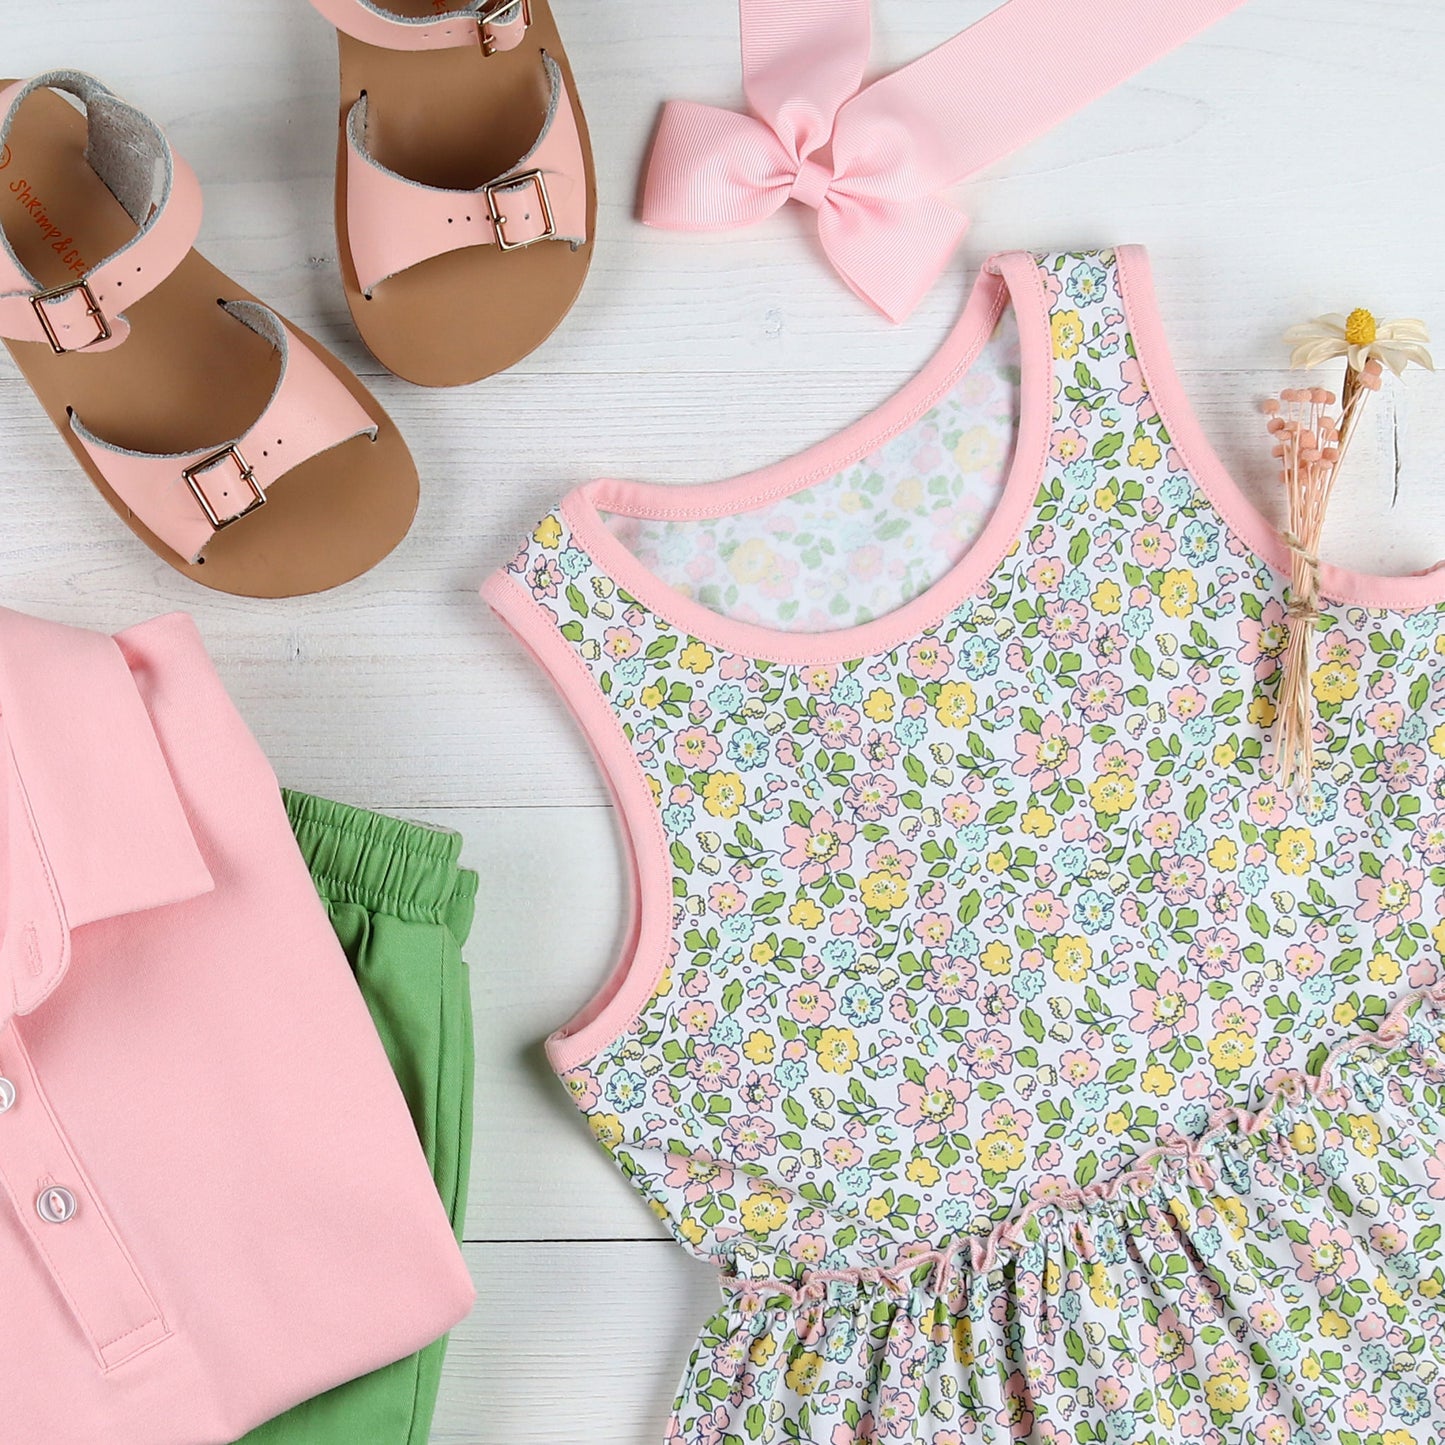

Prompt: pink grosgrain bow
[641,0,1251,323]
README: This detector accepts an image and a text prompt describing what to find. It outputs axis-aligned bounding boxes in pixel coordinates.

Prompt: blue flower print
[727,727,771,770]
[604,1070,647,1111]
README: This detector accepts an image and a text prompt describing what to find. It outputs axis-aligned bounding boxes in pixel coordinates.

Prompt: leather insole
[0,84,418,597]
[335,0,596,388]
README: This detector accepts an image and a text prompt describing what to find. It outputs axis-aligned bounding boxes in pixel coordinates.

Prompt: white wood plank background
[4,2,1445,1440]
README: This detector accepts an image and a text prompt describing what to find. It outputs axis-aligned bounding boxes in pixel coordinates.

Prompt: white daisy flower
[1285,309,1434,376]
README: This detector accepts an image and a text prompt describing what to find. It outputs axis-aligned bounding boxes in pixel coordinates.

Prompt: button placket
[0,1024,170,1369]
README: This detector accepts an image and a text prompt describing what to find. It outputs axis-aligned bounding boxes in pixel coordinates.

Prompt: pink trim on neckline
[481,571,674,1074]
[1115,244,1445,614]
[562,250,1055,667]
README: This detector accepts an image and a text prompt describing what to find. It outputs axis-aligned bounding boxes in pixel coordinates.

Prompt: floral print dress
[485,248,1445,1445]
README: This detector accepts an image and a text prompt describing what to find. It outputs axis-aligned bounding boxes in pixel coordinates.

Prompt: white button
[36,1186,77,1224]
[0,1077,14,1114]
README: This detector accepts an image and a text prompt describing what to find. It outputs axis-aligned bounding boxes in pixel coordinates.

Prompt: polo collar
[0,608,214,1028]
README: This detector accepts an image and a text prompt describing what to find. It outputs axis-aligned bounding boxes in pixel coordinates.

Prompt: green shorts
[237,792,477,1445]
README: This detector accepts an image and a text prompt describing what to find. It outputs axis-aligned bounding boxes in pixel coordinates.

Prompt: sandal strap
[0,72,202,354]
[345,53,586,296]
[309,0,530,55]
[69,303,377,565]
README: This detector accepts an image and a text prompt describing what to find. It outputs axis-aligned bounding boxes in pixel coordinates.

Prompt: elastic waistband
[283,790,478,942]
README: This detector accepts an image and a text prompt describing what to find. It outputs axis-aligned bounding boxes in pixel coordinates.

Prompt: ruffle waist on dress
[673,986,1445,1443]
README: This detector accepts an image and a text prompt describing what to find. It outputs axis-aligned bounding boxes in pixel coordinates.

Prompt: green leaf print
[565,583,589,617]
[670,841,695,874]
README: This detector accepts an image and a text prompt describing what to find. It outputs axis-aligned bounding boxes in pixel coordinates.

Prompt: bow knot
[639,0,1250,322]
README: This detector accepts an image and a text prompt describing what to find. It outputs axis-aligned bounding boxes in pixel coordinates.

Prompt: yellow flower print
[1159,569,1198,619]
[1215,1195,1248,1239]
[590,1113,624,1149]
[1051,934,1093,983]
[1384,1431,1420,1445]
[1289,1121,1317,1155]
[1207,837,1238,872]
[728,537,782,586]
[1085,1261,1119,1310]
[1093,486,1117,513]
[532,514,562,549]
[864,1196,891,1222]
[980,941,1013,975]
[1431,722,1445,758]
[1369,950,1402,984]
[1333,1000,1358,1028]
[815,1026,860,1075]
[1088,772,1136,815]
[1051,309,1085,360]
[952,1314,977,1368]
[743,1030,775,1065]
[1203,1363,1250,1414]
[678,1216,705,1246]
[1274,826,1316,876]
[985,849,1009,874]
[679,640,715,674]
[1321,1312,1352,1339]
[1021,806,1056,838]
[1311,661,1359,705]
[647,774,663,805]
[1347,1113,1382,1157]
[702,771,746,818]
[751,940,775,965]
[640,683,664,708]
[1248,695,1278,728]
[1127,436,1162,470]
[1091,578,1122,615]
[1212,742,1236,768]
[978,1130,1026,1173]
[740,1188,790,1236]
[860,871,909,911]
[1207,1029,1257,1072]
[1141,1063,1175,1096]
[906,1157,941,1187]
[933,680,978,729]
[784,1352,825,1395]
[748,1332,776,1365]
[863,688,895,723]
[1300,1354,1322,1380]
[789,899,825,930]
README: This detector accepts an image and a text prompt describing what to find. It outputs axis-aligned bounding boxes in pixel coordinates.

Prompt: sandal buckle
[484,170,556,251]
[478,0,531,56]
[31,280,112,355]
[183,445,267,531]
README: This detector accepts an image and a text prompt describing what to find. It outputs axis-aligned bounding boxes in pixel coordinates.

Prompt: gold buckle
[484,170,556,251]
[31,280,111,354]
[182,445,267,531]
[478,0,531,55]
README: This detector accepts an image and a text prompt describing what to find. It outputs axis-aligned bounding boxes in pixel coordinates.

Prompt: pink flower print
[1130,523,1175,568]
[1380,742,1428,793]
[896,1065,970,1143]
[1290,1220,1358,1292]
[708,882,747,916]
[1205,878,1243,921]
[786,982,835,1026]
[1129,969,1200,1048]
[860,728,900,768]
[1342,1390,1384,1433]
[941,793,980,827]
[782,810,856,884]
[875,1385,915,1436]
[915,912,954,947]
[1355,857,1423,937]
[906,638,954,682]
[1210,998,1260,1035]
[1245,781,1289,828]
[687,1044,741,1091]
[1155,853,1206,904]
[1238,599,1288,681]
[525,555,563,600]
[1166,685,1208,722]
[674,726,721,769]
[844,772,900,821]
[721,1113,779,1161]
[978,979,1019,1024]
[802,665,838,695]
[982,1098,1032,1137]
[602,626,642,660]
[739,1069,780,1112]
[1427,1141,1445,1199]
[1027,556,1065,593]
[1022,890,1067,933]
[1119,357,1156,418]
[1141,812,1183,848]
[923,956,969,1005]
[1140,1305,1194,1383]
[1040,599,1089,649]
[563,1067,600,1110]
[1316,627,1365,668]
[719,653,750,680]
[1369,1221,1410,1256]
[957,1028,1013,1079]
[1414,813,1445,865]
[822,1136,863,1169]
[1059,1050,1100,1086]
[663,1152,736,1203]
[1012,715,1083,787]
[1072,670,1124,721]
[1186,927,1241,980]
[789,1233,830,1269]
[679,1001,718,1035]
[998,1370,1035,1435]
[775,734,800,768]
[1247,1301,1285,1337]
[830,1414,877,1445]
[1051,428,1088,463]
[1366,701,1405,736]
[831,908,862,936]
[1097,741,1143,778]
[811,703,862,748]
[1090,622,1127,666]
[865,840,915,875]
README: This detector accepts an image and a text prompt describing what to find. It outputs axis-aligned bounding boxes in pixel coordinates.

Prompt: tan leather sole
[335,0,596,388]
[0,84,419,598]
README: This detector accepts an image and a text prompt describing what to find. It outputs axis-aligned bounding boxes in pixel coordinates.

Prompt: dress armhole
[481,570,674,1075]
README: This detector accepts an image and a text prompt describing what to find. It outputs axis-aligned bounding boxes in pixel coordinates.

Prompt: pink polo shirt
[0,608,474,1443]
